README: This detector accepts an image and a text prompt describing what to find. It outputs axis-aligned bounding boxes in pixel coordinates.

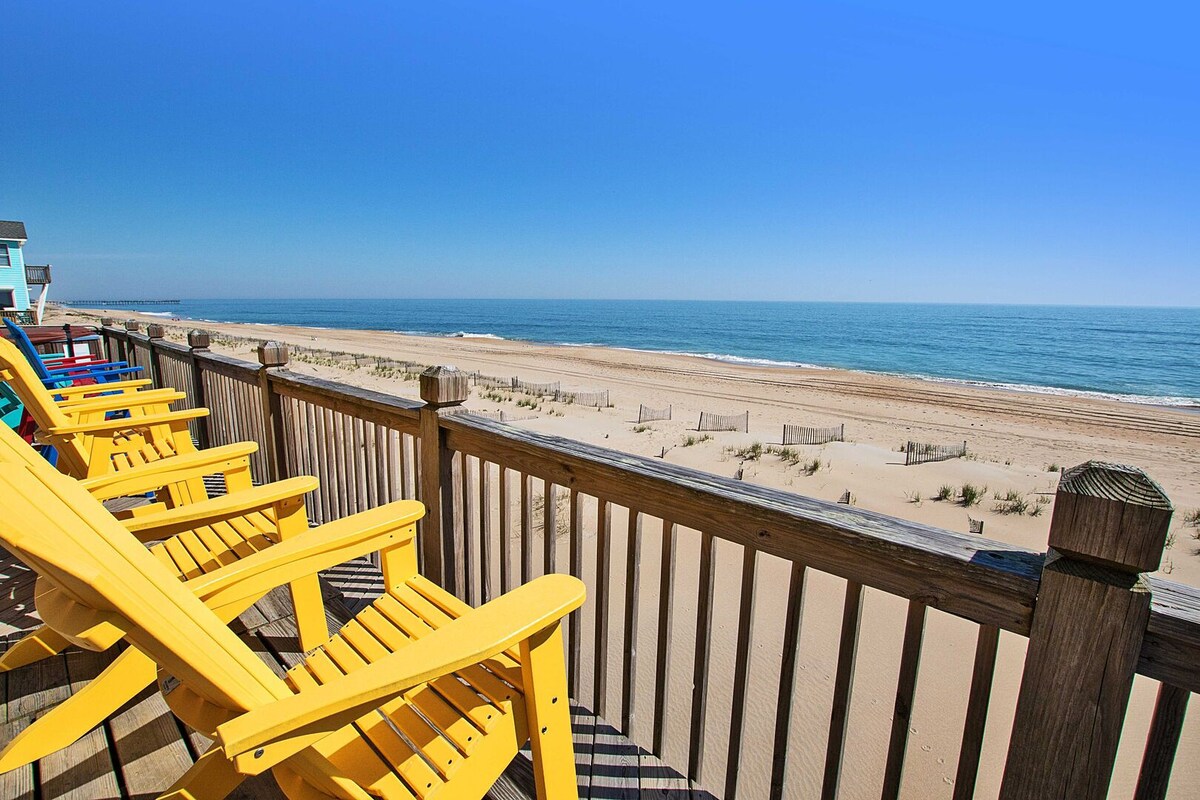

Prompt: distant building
[0,221,52,325]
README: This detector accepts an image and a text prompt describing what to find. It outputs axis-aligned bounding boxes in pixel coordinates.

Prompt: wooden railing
[100,323,1200,800]
[23,264,51,285]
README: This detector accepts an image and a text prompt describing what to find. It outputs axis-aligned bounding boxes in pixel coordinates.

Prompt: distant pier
[64,299,181,307]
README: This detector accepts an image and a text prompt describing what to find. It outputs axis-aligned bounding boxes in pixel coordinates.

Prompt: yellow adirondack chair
[0,335,228,507]
[0,427,333,769]
[0,423,584,799]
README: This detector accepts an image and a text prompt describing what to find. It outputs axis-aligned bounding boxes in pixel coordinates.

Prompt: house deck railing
[24,265,51,285]
[100,322,1199,800]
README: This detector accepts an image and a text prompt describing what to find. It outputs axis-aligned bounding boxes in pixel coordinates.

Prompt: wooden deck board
[0,534,693,798]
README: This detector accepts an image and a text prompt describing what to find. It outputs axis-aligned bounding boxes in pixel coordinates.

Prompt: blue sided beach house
[0,220,51,325]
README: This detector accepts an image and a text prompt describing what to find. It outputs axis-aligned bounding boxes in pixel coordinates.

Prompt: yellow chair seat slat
[348,606,508,735]
[302,649,443,799]
[367,593,521,712]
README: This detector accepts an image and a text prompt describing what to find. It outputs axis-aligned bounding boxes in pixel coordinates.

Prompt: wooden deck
[0,549,702,799]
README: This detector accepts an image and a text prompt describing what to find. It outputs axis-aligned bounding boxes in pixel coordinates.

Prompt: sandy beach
[51,306,1200,799]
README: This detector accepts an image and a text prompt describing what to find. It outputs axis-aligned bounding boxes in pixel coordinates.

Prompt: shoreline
[67,305,1200,412]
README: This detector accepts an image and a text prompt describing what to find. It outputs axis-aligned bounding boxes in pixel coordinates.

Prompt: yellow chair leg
[0,627,71,672]
[290,573,329,653]
[520,623,578,800]
[0,647,157,771]
[158,743,247,800]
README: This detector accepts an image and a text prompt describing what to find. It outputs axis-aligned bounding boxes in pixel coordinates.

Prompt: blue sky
[3,2,1197,305]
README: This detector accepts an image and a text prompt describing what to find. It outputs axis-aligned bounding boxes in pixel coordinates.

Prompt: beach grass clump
[1165,529,1176,550]
[682,434,713,447]
[993,490,1029,515]
[934,485,954,502]
[633,424,651,433]
[767,445,804,466]
[1028,503,1044,517]
[905,490,922,504]
[960,483,984,507]
[1046,463,1060,473]
[1184,508,1200,528]
[803,457,823,476]
[516,397,540,410]
[725,442,764,461]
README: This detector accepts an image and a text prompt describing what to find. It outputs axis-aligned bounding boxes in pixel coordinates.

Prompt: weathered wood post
[255,341,290,484]
[144,323,166,388]
[99,317,115,360]
[418,366,468,593]
[999,461,1173,800]
[187,330,212,449]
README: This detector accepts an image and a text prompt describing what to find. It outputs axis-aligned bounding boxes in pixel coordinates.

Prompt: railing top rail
[268,368,422,426]
[442,413,1043,633]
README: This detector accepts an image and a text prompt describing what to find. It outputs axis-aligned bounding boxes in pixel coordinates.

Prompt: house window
[0,289,14,309]
[0,245,9,267]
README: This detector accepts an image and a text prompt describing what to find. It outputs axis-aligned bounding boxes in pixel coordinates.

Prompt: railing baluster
[520,473,532,584]
[822,580,864,800]
[543,480,556,576]
[621,511,643,736]
[568,488,583,697]
[499,467,511,594]
[653,518,678,755]
[480,460,494,604]
[460,453,475,604]
[770,560,807,799]
[881,600,928,800]
[1134,682,1191,800]
[594,499,613,717]
[952,624,1000,800]
[688,530,716,781]
[725,545,759,800]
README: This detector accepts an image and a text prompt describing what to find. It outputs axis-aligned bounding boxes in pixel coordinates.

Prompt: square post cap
[256,341,290,367]
[1049,461,1173,573]
[100,317,114,326]
[124,319,141,332]
[187,330,211,349]
[420,366,469,407]
[145,324,166,339]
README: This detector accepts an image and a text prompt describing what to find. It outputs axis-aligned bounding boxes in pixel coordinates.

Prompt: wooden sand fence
[514,378,560,397]
[462,409,536,423]
[556,388,610,408]
[98,321,1200,800]
[638,404,672,423]
[905,440,968,466]
[698,410,750,433]
[472,373,513,389]
[782,423,844,446]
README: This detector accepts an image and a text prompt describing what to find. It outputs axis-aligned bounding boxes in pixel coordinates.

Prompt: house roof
[0,221,27,243]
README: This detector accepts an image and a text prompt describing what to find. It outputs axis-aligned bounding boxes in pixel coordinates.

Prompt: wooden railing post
[145,324,165,388]
[418,366,468,592]
[999,461,1173,800]
[255,341,290,483]
[122,320,141,368]
[99,318,115,361]
[187,330,212,450]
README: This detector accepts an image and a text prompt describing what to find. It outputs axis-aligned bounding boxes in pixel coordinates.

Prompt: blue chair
[3,319,142,389]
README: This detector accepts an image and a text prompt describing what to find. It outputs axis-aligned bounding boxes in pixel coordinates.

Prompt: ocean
[80,299,1200,408]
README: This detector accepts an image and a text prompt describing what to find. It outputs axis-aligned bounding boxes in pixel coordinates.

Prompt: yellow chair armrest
[216,572,585,774]
[185,500,425,612]
[122,476,319,538]
[79,442,260,501]
[50,379,153,397]
[47,407,209,436]
[57,389,185,414]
